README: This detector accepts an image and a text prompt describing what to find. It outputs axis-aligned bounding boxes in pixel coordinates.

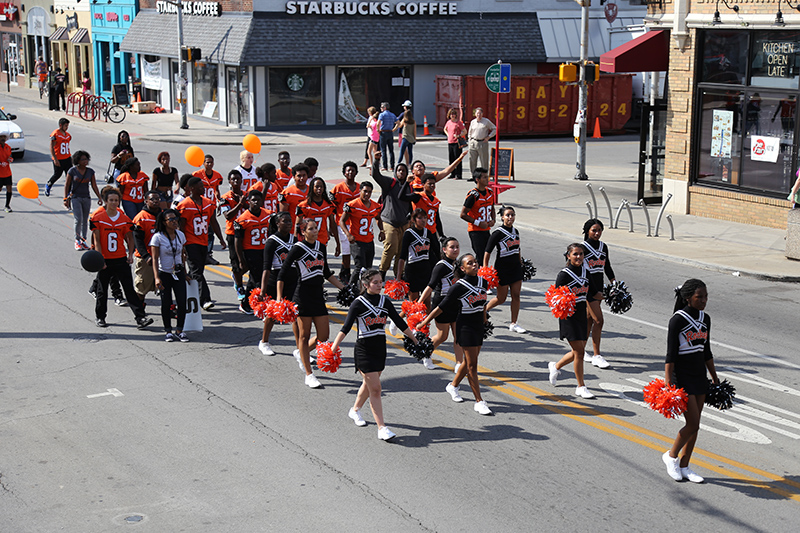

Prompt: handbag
[457,136,468,150]
[104,160,115,184]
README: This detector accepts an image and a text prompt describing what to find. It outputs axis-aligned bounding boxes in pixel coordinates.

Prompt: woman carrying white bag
[150,208,194,341]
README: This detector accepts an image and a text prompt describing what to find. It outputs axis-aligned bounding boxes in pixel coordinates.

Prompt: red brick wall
[688,186,791,229]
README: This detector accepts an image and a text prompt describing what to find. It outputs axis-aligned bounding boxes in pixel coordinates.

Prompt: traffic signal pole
[575,0,590,180]
[175,2,189,130]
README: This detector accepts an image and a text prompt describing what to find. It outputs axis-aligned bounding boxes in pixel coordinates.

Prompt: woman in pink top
[81,71,92,95]
[362,106,381,168]
[443,108,466,180]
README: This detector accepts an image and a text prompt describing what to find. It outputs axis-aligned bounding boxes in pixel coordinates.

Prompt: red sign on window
[106,12,118,22]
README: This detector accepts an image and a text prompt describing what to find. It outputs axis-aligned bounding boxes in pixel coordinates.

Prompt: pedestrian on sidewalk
[444,108,466,180]
[151,151,178,210]
[548,243,603,399]
[63,150,102,250]
[150,209,190,342]
[460,168,495,261]
[110,130,134,184]
[788,169,800,208]
[45,118,72,197]
[394,101,416,166]
[257,212,297,356]
[582,218,614,369]
[81,71,92,95]
[35,57,47,99]
[467,107,496,175]
[53,68,67,111]
[0,133,13,212]
[331,268,417,441]
[484,206,525,334]
[378,102,397,171]
[661,279,719,484]
[363,106,380,167]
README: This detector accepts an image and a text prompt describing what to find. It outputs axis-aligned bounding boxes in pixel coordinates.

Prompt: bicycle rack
[653,193,673,237]
[585,201,594,219]
[65,92,84,117]
[598,186,614,227]
[623,200,635,232]
[613,199,626,229]
[638,199,652,236]
[586,183,598,221]
[665,215,675,240]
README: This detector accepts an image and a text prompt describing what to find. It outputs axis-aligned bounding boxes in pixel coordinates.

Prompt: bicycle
[79,95,126,123]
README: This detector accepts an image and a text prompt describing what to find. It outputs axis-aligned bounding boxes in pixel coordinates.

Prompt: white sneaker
[509,323,526,334]
[662,451,682,481]
[201,301,215,311]
[446,383,464,403]
[584,354,593,362]
[377,426,396,441]
[258,341,275,356]
[591,354,611,369]
[454,362,462,375]
[548,362,560,385]
[422,357,435,370]
[681,466,705,483]
[348,408,367,427]
[304,373,322,388]
[387,320,397,336]
[474,400,492,415]
[575,386,595,399]
[294,349,303,370]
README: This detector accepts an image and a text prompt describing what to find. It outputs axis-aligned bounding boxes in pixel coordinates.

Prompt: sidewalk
[3,86,798,281]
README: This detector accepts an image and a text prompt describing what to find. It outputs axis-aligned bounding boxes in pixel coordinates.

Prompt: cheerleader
[484,206,525,333]
[418,237,464,373]
[277,218,345,388]
[662,279,718,484]
[547,243,603,399]
[258,212,297,356]
[331,269,418,441]
[582,219,614,369]
[418,253,493,415]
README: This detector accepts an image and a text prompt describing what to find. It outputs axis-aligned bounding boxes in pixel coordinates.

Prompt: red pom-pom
[384,279,410,300]
[248,288,272,319]
[406,311,430,335]
[545,284,577,319]
[267,298,299,324]
[643,378,688,419]
[478,266,499,289]
[315,342,342,373]
[401,300,427,316]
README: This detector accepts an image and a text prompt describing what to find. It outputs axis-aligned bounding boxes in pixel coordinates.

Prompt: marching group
[31,119,718,478]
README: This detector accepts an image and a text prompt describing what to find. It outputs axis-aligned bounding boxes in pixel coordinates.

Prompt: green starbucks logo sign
[287,74,304,91]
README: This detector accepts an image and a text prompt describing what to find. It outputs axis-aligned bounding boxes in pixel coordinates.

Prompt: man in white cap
[394,100,416,166]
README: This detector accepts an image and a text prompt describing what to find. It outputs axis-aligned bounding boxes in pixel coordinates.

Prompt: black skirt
[496,255,523,287]
[559,301,588,342]
[456,312,484,348]
[433,294,459,324]
[404,261,432,293]
[267,269,297,301]
[354,336,387,373]
[673,369,710,396]
[293,281,328,317]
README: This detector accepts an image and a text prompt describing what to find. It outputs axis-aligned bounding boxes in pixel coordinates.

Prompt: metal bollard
[638,199,652,236]
[586,201,594,219]
[598,186,614,227]
[666,214,675,240]
[624,200,635,233]
[586,183,598,222]
[613,199,626,229]
[653,193,674,237]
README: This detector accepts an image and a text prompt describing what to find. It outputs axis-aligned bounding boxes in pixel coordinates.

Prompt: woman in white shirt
[150,208,190,342]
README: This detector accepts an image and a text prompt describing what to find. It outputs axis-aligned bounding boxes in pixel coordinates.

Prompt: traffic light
[583,62,600,84]
[181,47,202,62]
[559,63,577,83]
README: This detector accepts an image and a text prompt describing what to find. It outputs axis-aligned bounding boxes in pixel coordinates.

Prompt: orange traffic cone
[592,117,602,139]
[423,115,431,136]
[136,92,142,103]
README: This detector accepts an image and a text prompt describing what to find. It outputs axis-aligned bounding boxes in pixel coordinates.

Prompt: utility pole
[165,0,189,129]
[575,0,590,180]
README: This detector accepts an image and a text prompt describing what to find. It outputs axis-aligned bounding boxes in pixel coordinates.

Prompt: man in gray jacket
[371,153,412,280]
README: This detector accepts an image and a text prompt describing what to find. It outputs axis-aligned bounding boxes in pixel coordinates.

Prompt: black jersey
[428,259,456,298]
[278,240,333,283]
[400,226,432,265]
[582,239,615,280]
[439,274,487,316]
[486,225,521,259]
[340,293,407,339]
[555,263,598,304]
[666,306,713,387]
[263,232,296,272]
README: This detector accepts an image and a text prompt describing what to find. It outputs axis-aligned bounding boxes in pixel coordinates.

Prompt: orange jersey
[249,180,281,215]
[297,198,336,244]
[413,192,441,233]
[51,129,72,160]
[90,209,134,260]
[275,168,292,190]
[330,181,360,223]
[193,169,223,202]
[464,187,494,232]
[132,209,158,258]
[0,144,11,178]
[410,171,439,192]
[234,208,271,251]
[177,196,216,246]
[344,198,381,243]
[278,185,309,227]
[117,171,149,203]
[219,190,245,235]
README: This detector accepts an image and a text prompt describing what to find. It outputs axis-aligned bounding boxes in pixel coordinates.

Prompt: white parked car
[0,108,25,159]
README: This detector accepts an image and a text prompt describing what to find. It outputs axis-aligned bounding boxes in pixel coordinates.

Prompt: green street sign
[485,63,511,93]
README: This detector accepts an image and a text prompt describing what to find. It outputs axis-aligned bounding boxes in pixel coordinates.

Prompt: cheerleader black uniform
[277,240,334,317]
[340,293,408,373]
[555,263,601,342]
[438,274,487,347]
[262,232,297,300]
[399,226,438,293]
[427,258,459,324]
[485,225,523,287]
[666,306,713,395]
[582,238,615,300]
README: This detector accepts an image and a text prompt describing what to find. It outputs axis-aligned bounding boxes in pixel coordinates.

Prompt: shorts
[157,188,173,204]
[337,226,350,256]
[0,177,11,187]
[134,255,156,295]
[369,139,379,145]
[354,336,386,373]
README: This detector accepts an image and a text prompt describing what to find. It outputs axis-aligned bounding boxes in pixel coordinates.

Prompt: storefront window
[268,67,322,126]
[336,66,412,124]
[750,31,800,90]
[101,41,111,91]
[741,91,796,193]
[193,62,219,119]
[700,31,748,85]
[227,66,250,126]
[696,89,743,187]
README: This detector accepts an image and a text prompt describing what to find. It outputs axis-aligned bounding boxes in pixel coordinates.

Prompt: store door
[638,100,667,204]
[227,66,250,127]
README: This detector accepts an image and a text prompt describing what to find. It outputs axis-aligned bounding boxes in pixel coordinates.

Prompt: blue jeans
[399,138,414,165]
[379,130,395,170]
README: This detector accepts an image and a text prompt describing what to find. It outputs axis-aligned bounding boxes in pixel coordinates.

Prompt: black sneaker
[45,183,52,197]
[136,317,154,330]
[114,298,128,307]
[96,318,107,328]
[89,289,97,299]
[206,254,220,265]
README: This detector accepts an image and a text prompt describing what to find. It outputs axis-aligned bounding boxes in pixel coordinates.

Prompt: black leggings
[241,249,264,312]
[185,243,211,304]
[469,230,490,261]
[48,157,72,187]
[158,269,187,332]
[448,142,463,180]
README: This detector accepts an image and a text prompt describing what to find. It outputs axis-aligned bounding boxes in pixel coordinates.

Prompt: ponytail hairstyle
[673,278,706,312]
[441,237,460,261]
[268,211,292,236]
[498,205,515,218]
[582,218,604,239]
[359,268,382,294]
[155,208,180,235]
[453,253,475,280]
[563,242,586,266]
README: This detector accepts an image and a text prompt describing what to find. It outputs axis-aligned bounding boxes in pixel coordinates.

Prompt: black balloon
[81,250,106,272]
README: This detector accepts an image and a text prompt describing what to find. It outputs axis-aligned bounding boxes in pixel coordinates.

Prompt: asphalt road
[2,112,800,532]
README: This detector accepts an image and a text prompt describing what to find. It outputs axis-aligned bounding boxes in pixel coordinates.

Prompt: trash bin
[786,208,800,260]
[48,82,59,111]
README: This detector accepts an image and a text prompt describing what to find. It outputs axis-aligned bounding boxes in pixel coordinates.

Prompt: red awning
[600,30,669,73]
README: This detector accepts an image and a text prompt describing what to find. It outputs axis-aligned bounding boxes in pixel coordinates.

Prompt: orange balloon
[16,178,39,199]
[243,134,262,154]
[185,145,205,168]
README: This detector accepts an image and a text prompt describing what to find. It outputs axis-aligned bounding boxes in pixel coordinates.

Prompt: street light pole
[575,0,590,180]
[165,0,189,129]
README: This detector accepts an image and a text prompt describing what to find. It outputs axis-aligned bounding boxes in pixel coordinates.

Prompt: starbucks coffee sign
[285,2,458,16]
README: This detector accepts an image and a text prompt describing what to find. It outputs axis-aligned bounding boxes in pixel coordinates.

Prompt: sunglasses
[165,217,178,222]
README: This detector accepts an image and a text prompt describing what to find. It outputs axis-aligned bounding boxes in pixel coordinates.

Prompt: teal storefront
[91,0,139,101]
